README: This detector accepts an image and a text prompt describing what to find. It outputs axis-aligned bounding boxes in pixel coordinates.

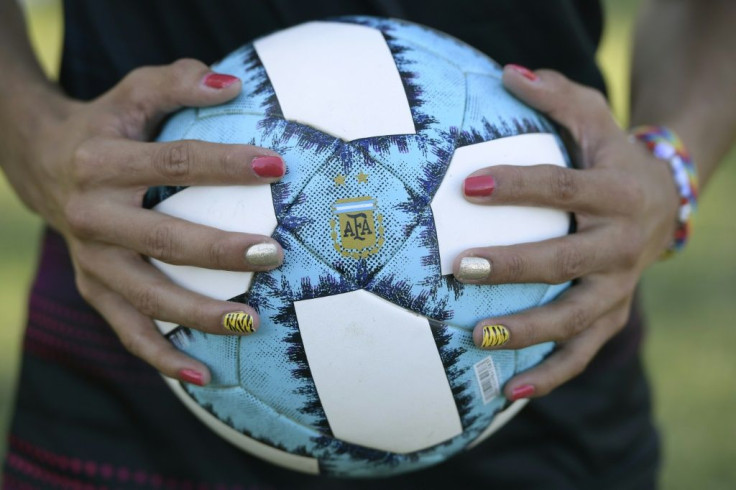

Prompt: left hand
[453,65,680,400]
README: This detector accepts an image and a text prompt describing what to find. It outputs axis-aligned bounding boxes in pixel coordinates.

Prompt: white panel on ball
[294,290,463,453]
[154,319,179,336]
[430,133,570,275]
[254,21,416,141]
[152,186,277,305]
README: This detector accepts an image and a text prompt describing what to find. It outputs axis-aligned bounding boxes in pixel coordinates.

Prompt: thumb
[502,65,619,152]
[101,58,242,139]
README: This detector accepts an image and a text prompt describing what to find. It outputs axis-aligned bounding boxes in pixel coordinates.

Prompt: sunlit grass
[1,1,734,488]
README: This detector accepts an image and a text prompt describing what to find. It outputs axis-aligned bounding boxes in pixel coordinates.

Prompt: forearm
[0,0,76,213]
[0,0,71,152]
[630,0,736,187]
[0,0,69,95]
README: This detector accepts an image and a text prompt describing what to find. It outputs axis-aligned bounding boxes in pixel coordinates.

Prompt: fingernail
[244,242,281,267]
[480,324,510,348]
[203,72,239,89]
[510,384,536,401]
[251,156,285,179]
[456,257,491,281]
[507,64,538,82]
[179,368,205,386]
[222,311,256,334]
[463,175,495,197]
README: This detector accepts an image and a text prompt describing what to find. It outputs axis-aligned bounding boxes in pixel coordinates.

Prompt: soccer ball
[145,17,571,478]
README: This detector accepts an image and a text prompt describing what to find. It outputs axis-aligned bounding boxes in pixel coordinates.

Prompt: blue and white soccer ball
[146,17,571,478]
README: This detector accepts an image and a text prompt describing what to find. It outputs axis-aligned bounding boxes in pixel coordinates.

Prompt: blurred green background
[1,0,734,488]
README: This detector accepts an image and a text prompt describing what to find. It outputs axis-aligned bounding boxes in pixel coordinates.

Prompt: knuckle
[74,276,96,303]
[208,238,232,269]
[561,305,590,339]
[568,354,590,379]
[537,70,569,98]
[539,69,567,85]
[119,70,155,102]
[169,58,206,93]
[554,246,586,281]
[551,168,578,203]
[116,68,160,134]
[144,222,179,262]
[121,102,150,135]
[130,286,162,318]
[64,197,95,238]
[611,306,631,331]
[220,148,243,180]
[170,58,203,77]
[126,65,155,83]
[617,228,644,268]
[503,166,527,203]
[119,67,148,92]
[119,331,146,358]
[504,252,526,282]
[617,173,646,213]
[619,238,641,268]
[112,87,151,136]
[71,140,101,186]
[190,303,215,330]
[155,141,193,180]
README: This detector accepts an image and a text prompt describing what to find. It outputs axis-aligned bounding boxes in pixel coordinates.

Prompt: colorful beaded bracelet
[630,125,699,258]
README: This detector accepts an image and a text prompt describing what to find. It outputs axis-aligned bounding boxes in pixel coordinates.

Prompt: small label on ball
[474,356,500,404]
[330,195,384,259]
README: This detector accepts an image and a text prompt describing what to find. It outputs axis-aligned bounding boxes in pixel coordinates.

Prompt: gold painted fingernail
[244,243,280,267]
[481,324,510,348]
[457,257,491,281]
[222,311,255,334]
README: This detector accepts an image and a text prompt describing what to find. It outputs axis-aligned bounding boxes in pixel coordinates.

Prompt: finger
[502,304,630,399]
[103,58,242,137]
[463,164,634,215]
[85,247,261,335]
[68,203,283,272]
[73,138,284,188]
[454,227,620,285]
[472,277,622,349]
[81,276,212,385]
[502,65,620,152]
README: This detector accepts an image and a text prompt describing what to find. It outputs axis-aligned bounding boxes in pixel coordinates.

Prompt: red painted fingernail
[510,384,536,401]
[203,73,239,89]
[463,175,495,197]
[507,64,538,82]
[179,368,205,386]
[251,156,285,178]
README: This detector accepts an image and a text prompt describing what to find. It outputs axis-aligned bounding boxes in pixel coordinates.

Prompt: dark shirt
[60,0,605,99]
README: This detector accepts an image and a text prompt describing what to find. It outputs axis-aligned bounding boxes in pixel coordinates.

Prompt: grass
[1,0,735,488]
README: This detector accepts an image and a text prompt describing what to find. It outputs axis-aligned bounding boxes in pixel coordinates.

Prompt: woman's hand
[2,59,285,385]
[453,65,680,400]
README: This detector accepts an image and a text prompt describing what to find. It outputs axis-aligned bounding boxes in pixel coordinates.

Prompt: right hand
[4,59,285,385]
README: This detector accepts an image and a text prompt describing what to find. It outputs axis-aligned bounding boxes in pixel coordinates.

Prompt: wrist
[0,81,79,217]
[0,82,76,160]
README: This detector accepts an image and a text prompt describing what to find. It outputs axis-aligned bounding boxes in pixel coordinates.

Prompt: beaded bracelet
[630,126,699,258]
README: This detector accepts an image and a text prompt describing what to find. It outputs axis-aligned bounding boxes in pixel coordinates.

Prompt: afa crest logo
[330,196,385,259]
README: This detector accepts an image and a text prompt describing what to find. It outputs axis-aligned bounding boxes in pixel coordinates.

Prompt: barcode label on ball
[168,329,191,349]
[474,356,500,404]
